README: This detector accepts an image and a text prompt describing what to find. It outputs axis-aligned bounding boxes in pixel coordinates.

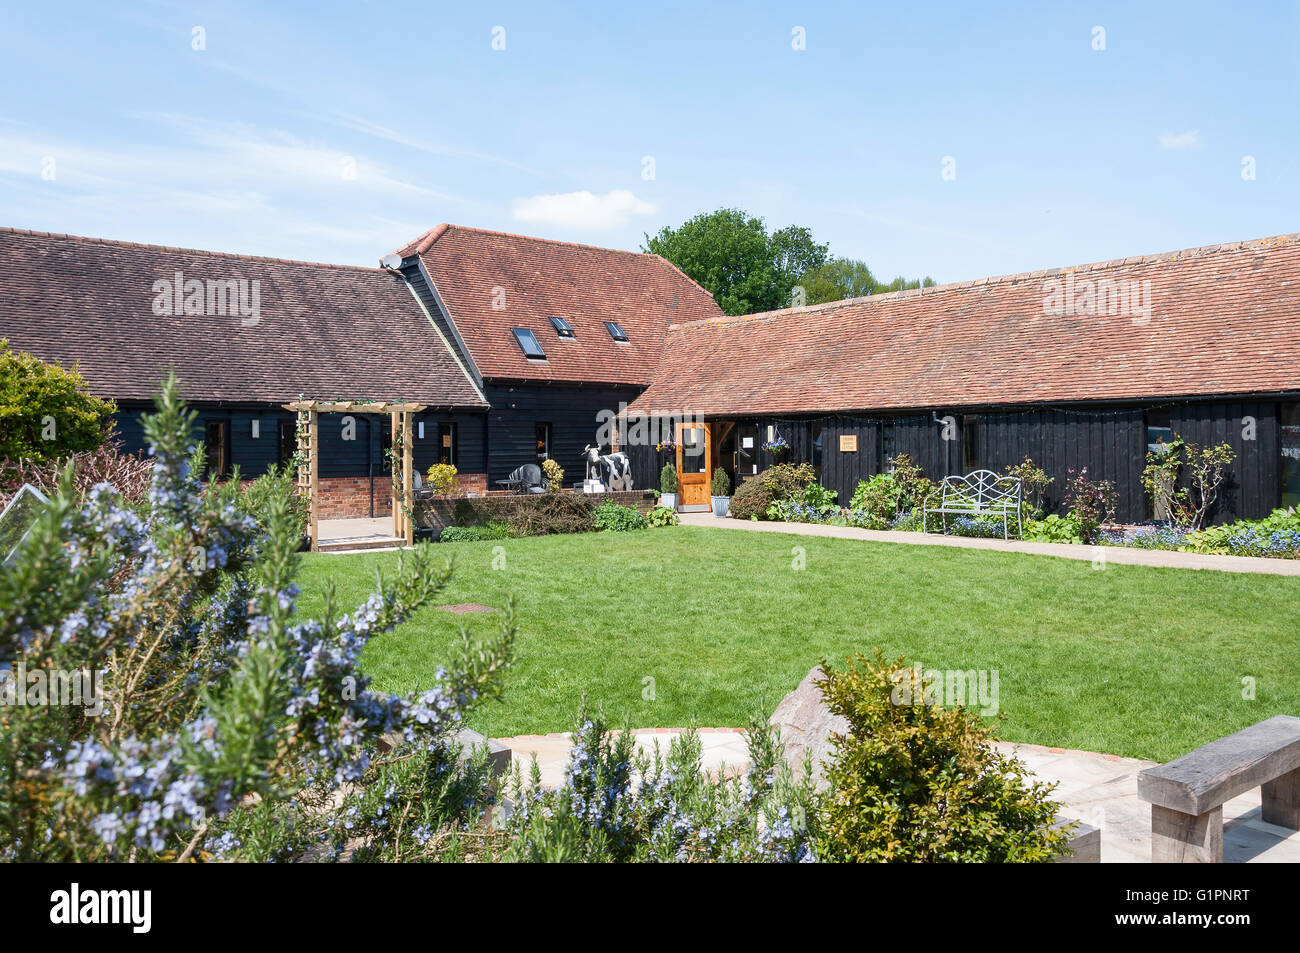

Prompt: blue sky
[1,1,1297,282]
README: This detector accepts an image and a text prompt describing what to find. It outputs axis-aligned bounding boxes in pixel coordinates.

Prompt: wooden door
[676,422,711,508]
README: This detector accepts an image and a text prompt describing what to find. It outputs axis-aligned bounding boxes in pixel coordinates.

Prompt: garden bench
[922,469,1023,540]
[1137,714,1300,862]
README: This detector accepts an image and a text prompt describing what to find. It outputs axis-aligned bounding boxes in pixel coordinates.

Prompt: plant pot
[661,493,677,510]
[711,496,730,518]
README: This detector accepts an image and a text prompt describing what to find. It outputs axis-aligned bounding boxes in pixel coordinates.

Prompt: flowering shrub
[1063,468,1117,544]
[1,427,154,511]
[1180,508,1300,558]
[728,463,816,520]
[425,463,459,497]
[503,709,818,862]
[540,458,564,493]
[0,376,515,862]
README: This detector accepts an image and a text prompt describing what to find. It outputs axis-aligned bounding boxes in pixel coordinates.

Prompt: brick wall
[313,473,489,519]
[417,488,656,533]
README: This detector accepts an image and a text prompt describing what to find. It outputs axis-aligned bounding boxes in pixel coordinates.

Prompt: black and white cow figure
[583,445,634,491]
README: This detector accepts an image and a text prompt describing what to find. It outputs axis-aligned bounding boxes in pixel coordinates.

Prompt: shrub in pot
[659,462,678,510]
[710,468,731,517]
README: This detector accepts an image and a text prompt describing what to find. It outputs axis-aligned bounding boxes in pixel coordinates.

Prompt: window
[511,327,546,359]
[437,421,458,467]
[535,422,551,463]
[604,321,628,342]
[1146,409,1174,456]
[277,419,297,469]
[878,421,896,472]
[962,415,980,471]
[204,421,228,479]
[548,316,575,338]
[1282,402,1300,508]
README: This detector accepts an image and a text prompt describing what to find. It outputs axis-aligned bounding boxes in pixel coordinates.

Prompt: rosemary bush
[0,377,514,862]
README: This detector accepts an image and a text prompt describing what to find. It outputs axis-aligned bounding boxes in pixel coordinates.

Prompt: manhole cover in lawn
[436,603,496,614]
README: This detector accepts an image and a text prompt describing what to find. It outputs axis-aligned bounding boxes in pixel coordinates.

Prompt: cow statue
[583,445,634,491]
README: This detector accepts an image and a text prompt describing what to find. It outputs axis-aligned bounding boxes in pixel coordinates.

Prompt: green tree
[0,340,114,463]
[643,209,828,315]
[798,257,937,306]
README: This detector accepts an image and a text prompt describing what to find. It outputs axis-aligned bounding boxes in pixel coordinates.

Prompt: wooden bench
[1137,714,1300,862]
[922,469,1023,540]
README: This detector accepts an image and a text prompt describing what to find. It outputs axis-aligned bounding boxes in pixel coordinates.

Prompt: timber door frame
[676,421,712,510]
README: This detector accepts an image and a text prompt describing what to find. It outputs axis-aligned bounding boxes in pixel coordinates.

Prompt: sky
[1,0,1298,283]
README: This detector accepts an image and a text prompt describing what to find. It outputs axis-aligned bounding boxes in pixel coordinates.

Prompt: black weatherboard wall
[652,398,1288,524]
[484,383,637,486]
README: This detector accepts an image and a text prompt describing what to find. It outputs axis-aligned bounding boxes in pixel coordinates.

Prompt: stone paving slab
[676,513,1300,576]
[493,729,1300,862]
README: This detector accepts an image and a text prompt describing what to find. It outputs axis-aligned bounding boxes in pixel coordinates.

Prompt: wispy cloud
[512,189,656,229]
[1158,130,1202,150]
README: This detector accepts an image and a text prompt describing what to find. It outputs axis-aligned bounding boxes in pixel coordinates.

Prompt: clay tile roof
[394,224,723,384]
[0,228,487,407]
[630,233,1300,417]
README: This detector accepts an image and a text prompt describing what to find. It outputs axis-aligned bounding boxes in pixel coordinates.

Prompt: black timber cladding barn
[1,223,1298,526]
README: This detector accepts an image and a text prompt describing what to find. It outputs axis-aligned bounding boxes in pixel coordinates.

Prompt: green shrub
[645,505,679,527]
[593,502,647,531]
[849,473,901,528]
[813,653,1070,863]
[1023,513,1084,544]
[239,463,307,538]
[660,463,678,494]
[729,463,816,520]
[0,339,115,464]
[710,468,731,496]
[439,522,514,542]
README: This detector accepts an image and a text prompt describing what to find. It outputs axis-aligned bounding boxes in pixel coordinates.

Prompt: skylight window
[604,321,628,342]
[549,316,575,338]
[511,327,547,359]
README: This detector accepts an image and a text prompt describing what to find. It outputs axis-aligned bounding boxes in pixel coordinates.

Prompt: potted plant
[761,434,790,457]
[711,468,731,517]
[660,462,678,511]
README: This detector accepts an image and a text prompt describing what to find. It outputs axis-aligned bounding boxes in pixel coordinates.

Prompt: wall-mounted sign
[839,434,858,452]
[442,434,452,448]
[741,437,754,449]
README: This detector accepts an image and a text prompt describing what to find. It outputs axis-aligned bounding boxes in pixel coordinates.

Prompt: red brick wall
[313,474,489,519]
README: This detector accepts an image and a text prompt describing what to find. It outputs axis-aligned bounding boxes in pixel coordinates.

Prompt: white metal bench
[922,469,1023,540]
[1137,714,1300,862]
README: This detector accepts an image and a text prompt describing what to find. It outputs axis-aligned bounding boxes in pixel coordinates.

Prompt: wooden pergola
[283,400,427,551]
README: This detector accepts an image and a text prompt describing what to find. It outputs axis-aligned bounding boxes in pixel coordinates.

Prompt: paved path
[678,513,1300,576]
[493,728,1300,862]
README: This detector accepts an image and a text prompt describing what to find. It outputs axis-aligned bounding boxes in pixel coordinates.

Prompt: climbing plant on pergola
[283,400,426,551]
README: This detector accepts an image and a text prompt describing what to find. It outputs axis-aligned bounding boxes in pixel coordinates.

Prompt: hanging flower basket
[762,435,790,456]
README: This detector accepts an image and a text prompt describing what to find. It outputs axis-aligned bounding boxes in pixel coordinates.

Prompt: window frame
[548,316,575,338]
[603,321,628,342]
[511,327,547,359]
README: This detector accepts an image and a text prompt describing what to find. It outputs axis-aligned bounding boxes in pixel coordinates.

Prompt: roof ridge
[0,226,389,272]
[400,222,663,260]
[666,231,1300,332]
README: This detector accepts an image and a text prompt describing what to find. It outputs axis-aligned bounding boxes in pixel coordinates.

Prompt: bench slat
[1137,715,1300,816]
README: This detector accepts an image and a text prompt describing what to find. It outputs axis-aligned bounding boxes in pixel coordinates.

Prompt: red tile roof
[0,228,486,407]
[630,233,1300,417]
[395,224,723,385]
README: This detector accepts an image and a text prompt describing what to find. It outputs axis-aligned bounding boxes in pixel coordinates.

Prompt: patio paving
[492,728,1300,862]
[677,513,1300,576]
[316,516,407,553]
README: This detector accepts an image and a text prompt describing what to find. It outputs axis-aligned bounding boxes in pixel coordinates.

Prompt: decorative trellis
[282,400,427,551]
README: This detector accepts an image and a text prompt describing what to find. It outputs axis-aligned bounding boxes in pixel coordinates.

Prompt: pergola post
[402,410,414,547]
[308,408,319,552]
[390,411,401,539]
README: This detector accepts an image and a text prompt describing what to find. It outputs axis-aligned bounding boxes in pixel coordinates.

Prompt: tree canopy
[643,209,829,316]
[798,257,937,306]
[644,209,935,315]
[0,339,114,464]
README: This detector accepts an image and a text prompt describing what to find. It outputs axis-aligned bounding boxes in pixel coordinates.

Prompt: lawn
[294,526,1300,762]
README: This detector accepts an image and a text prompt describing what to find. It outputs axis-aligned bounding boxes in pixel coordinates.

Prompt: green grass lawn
[294,526,1300,761]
